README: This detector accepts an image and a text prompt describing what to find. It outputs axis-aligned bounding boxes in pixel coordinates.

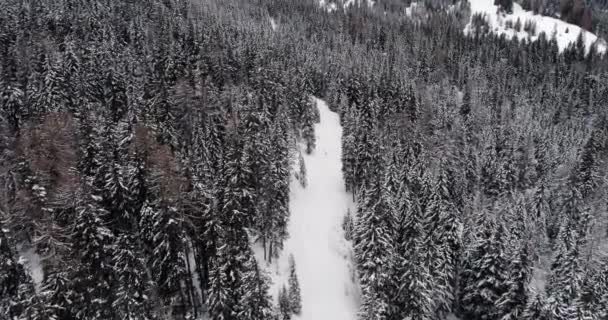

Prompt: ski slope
[465,0,607,53]
[255,98,359,320]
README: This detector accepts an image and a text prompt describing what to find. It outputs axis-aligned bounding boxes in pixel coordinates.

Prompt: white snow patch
[530,266,548,294]
[406,2,419,17]
[185,240,204,306]
[270,18,278,31]
[465,0,607,53]
[254,98,360,320]
[319,0,374,12]
[19,246,44,293]
[319,0,338,12]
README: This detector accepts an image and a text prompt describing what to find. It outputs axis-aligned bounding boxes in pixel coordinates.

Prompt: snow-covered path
[286,98,359,320]
[258,98,359,320]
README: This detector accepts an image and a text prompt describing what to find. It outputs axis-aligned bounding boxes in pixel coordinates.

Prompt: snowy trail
[257,98,359,320]
[286,98,359,320]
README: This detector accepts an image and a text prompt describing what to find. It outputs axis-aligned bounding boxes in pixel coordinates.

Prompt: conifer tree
[112,234,153,320]
[298,151,307,188]
[354,175,394,320]
[238,255,275,320]
[522,292,550,320]
[460,218,509,320]
[301,101,317,155]
[288,254,302,315]
[343,209,354,241]
[497,241,532,320]
[207,245,235,320]
[278,285,291,320]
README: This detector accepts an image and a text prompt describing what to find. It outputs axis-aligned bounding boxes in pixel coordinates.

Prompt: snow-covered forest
[1,0,608,319]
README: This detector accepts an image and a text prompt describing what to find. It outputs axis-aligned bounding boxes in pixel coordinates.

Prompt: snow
[18,246,44,293]
[270,18,278,31]
[405,2,419,17]
[319,0,374,12]
[254,98,359,320]
[465,0,607,53]
[319,0,338,12]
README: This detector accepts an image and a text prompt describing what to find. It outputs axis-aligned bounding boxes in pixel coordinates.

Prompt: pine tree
[278,285,291,320]
[397,190,433,320]
[207,245,235,320]
[298,151,307,188]
[343,209,354,241]
[34,270,76,320]
[425,168,462,318]
[354,175,394,320]
[460,218,509,320]
[497,241,532,320]
[112,234,153,320]
[238,255,275,320]
[70,193,115,320]
[140,201,186,302]
[288,254,302,315]
[522,292,550,320]
[354,176,393,291]
[301,101,317,155]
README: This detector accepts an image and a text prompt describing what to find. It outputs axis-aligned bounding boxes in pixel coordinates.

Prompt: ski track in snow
[255,98,359,320]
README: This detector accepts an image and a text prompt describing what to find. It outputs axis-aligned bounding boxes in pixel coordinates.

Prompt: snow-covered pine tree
[262,118,291,261]
[139,201,186,304]
[395,170,433,320]
[279,285,291,320]
[207,244,236,320]
[354,175,394,320]
[288,254,302,315]
[497,240,532,320]
[522,291,551,320]
[298,151,307,188]
[341,106,358,193]
[301,99,316,155]
[100,119,133,223]
[547,202,588,311]
[359,289,390,320]
[34,269,75,320]
[460,218,509,320]
[112,234,153,320]
[70,192,116,320]
[354,175,394,290]
[343,208,354,241]
[208,122,268,320]
[238,255,275,320]
[424,168,462,319]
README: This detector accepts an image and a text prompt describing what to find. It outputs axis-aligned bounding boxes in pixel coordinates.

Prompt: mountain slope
[465,0,607,53]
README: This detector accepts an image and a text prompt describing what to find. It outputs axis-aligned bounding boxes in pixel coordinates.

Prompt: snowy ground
[18,245,44,293]
[465,0,606,53]
[319,0,374,12]
[254,98,360,320]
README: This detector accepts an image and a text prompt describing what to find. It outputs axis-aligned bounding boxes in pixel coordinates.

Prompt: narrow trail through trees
[274,98,359,320]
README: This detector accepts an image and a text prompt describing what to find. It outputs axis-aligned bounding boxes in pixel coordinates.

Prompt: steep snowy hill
[465,0,607,53]
[255,98,360,320]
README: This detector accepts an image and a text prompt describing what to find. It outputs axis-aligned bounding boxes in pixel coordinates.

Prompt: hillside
[1,0,608,319]
[466,0,607,53]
